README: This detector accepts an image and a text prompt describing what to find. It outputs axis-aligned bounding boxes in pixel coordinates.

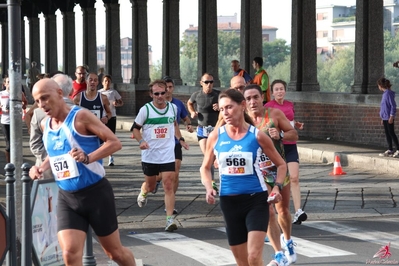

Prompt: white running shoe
[379,150,393,157]
[108,155,114,166]
[393,150,399,158]
[292,208,307,225]
[281,234,297,264]
[137,191,148,207]
[165,217,178,232]
[266,252,289,266]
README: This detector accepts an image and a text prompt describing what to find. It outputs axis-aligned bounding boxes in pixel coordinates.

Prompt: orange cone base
[329,155,346,175]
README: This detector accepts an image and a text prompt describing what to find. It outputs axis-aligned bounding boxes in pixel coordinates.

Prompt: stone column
[28,16,41,72]
[240,0,262,77]
[105,2,123,83]
[0,11,9,77]
[367,0,384,94]
[197,0,219,86]
[288,0,302,91]
[62,11,76,78]
[352,0,369,94]
[81,6,97,73]
[301,0,319,91]
[162,0,182,85]
[43,14,58,73]
[130,0,150,85]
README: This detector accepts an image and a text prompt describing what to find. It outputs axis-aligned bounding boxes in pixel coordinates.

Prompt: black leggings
[382,120,399,150]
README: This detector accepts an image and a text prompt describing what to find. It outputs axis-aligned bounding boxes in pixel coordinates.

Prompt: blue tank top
[214,125,267,196]
[43,106,105,191]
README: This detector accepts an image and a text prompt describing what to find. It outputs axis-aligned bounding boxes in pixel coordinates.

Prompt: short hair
[103,74,112,82]
[163,76,175,86]
[270,79,287,92]
[243,84,263,96]
[86,72,98,81]
[32,61,37,67]
[253,57,263,67]
[51,74,73,97]
[231,60,239,64]
[148,79,167,93]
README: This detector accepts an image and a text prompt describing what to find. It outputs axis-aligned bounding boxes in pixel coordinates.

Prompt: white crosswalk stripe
[214,227,355,257]
[303,220,399,249]
[128,232,236,266]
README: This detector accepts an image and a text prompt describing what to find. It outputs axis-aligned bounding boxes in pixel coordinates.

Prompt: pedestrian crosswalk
[126,218,399,266]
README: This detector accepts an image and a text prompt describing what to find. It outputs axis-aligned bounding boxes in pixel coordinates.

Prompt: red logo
[373,243,392,260]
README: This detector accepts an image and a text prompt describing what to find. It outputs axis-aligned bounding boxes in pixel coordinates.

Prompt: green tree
[217,31,240,87]
[268,55,290,83]
[150,59,162,81]
[180,34,198,59]
[383,30,399,87]
[317,46,354,92]
[263,39,291,69]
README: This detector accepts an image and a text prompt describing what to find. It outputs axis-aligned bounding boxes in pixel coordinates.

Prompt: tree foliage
[262,39,291,69]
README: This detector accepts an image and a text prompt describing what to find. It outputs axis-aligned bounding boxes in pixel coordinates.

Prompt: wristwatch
[279,131,284,140]
[179,137,185,142]
[275,182,283,192]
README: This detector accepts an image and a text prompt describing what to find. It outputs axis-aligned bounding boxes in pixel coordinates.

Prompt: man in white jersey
[132,79,189,232]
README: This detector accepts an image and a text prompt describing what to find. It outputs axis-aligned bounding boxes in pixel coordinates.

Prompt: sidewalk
[116,115,399,176]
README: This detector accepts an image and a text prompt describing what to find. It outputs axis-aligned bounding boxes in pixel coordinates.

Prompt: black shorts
[141,162,175,176]
[219,191,269,246]
[284,144,299,163]
[175,143,183,161]
[106,116,117,134]
[1,123,10,151]
[57,178,118,237]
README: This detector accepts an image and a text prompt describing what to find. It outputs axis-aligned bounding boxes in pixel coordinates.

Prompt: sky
[4,0,356,69]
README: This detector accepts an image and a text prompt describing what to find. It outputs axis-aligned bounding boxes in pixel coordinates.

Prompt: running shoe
[265,236,270,242]
[292,208,307,225]
[164,208,178,215]
[266,252,289,266]
[393,150,399,158]
[152,181,161,194]
[212,181,219,194]
[379,150,393,157]
[281,234,297,264]
[108,155,114,166]
[165,217,178,232]
[137,191,148,207]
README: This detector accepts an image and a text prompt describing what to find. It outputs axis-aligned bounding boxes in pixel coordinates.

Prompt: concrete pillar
[105,2,123,83]
[197,0,219,86]
[240,0,262,77]
[352,0,383,94]
[130,0,150,85]
[1,12,9,77]
[21,19,26,79]
[352,0,369,94]
[288,0,302,91]
[43,14,58,73]
[62,11,76,78]
[82,7,97,73]
[301,0,319,91]
[367,0,384,94]
[27,16,41,72]
[162,0,182,85]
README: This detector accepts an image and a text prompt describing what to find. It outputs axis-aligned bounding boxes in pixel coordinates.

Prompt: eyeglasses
[202,80,214,84]
[232,85,245,91]
[153,91,166,96]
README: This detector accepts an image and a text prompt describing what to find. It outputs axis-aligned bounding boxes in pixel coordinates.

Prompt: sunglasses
[202,80,214,84]
[153,91,166,96]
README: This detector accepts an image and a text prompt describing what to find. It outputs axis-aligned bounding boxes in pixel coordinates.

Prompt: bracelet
[83,153,90,165]
[138,139,145,145]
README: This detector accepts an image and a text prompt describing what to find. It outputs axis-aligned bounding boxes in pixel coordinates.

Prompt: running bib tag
[219,152,253,175]
[151,126,170,139]
[49,153,79,181]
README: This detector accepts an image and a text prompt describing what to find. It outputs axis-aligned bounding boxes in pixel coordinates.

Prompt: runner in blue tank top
[200,89,287,266]
[30,79,136,266]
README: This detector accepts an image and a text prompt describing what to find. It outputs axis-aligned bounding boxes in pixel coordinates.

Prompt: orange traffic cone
[329,155,346,175]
